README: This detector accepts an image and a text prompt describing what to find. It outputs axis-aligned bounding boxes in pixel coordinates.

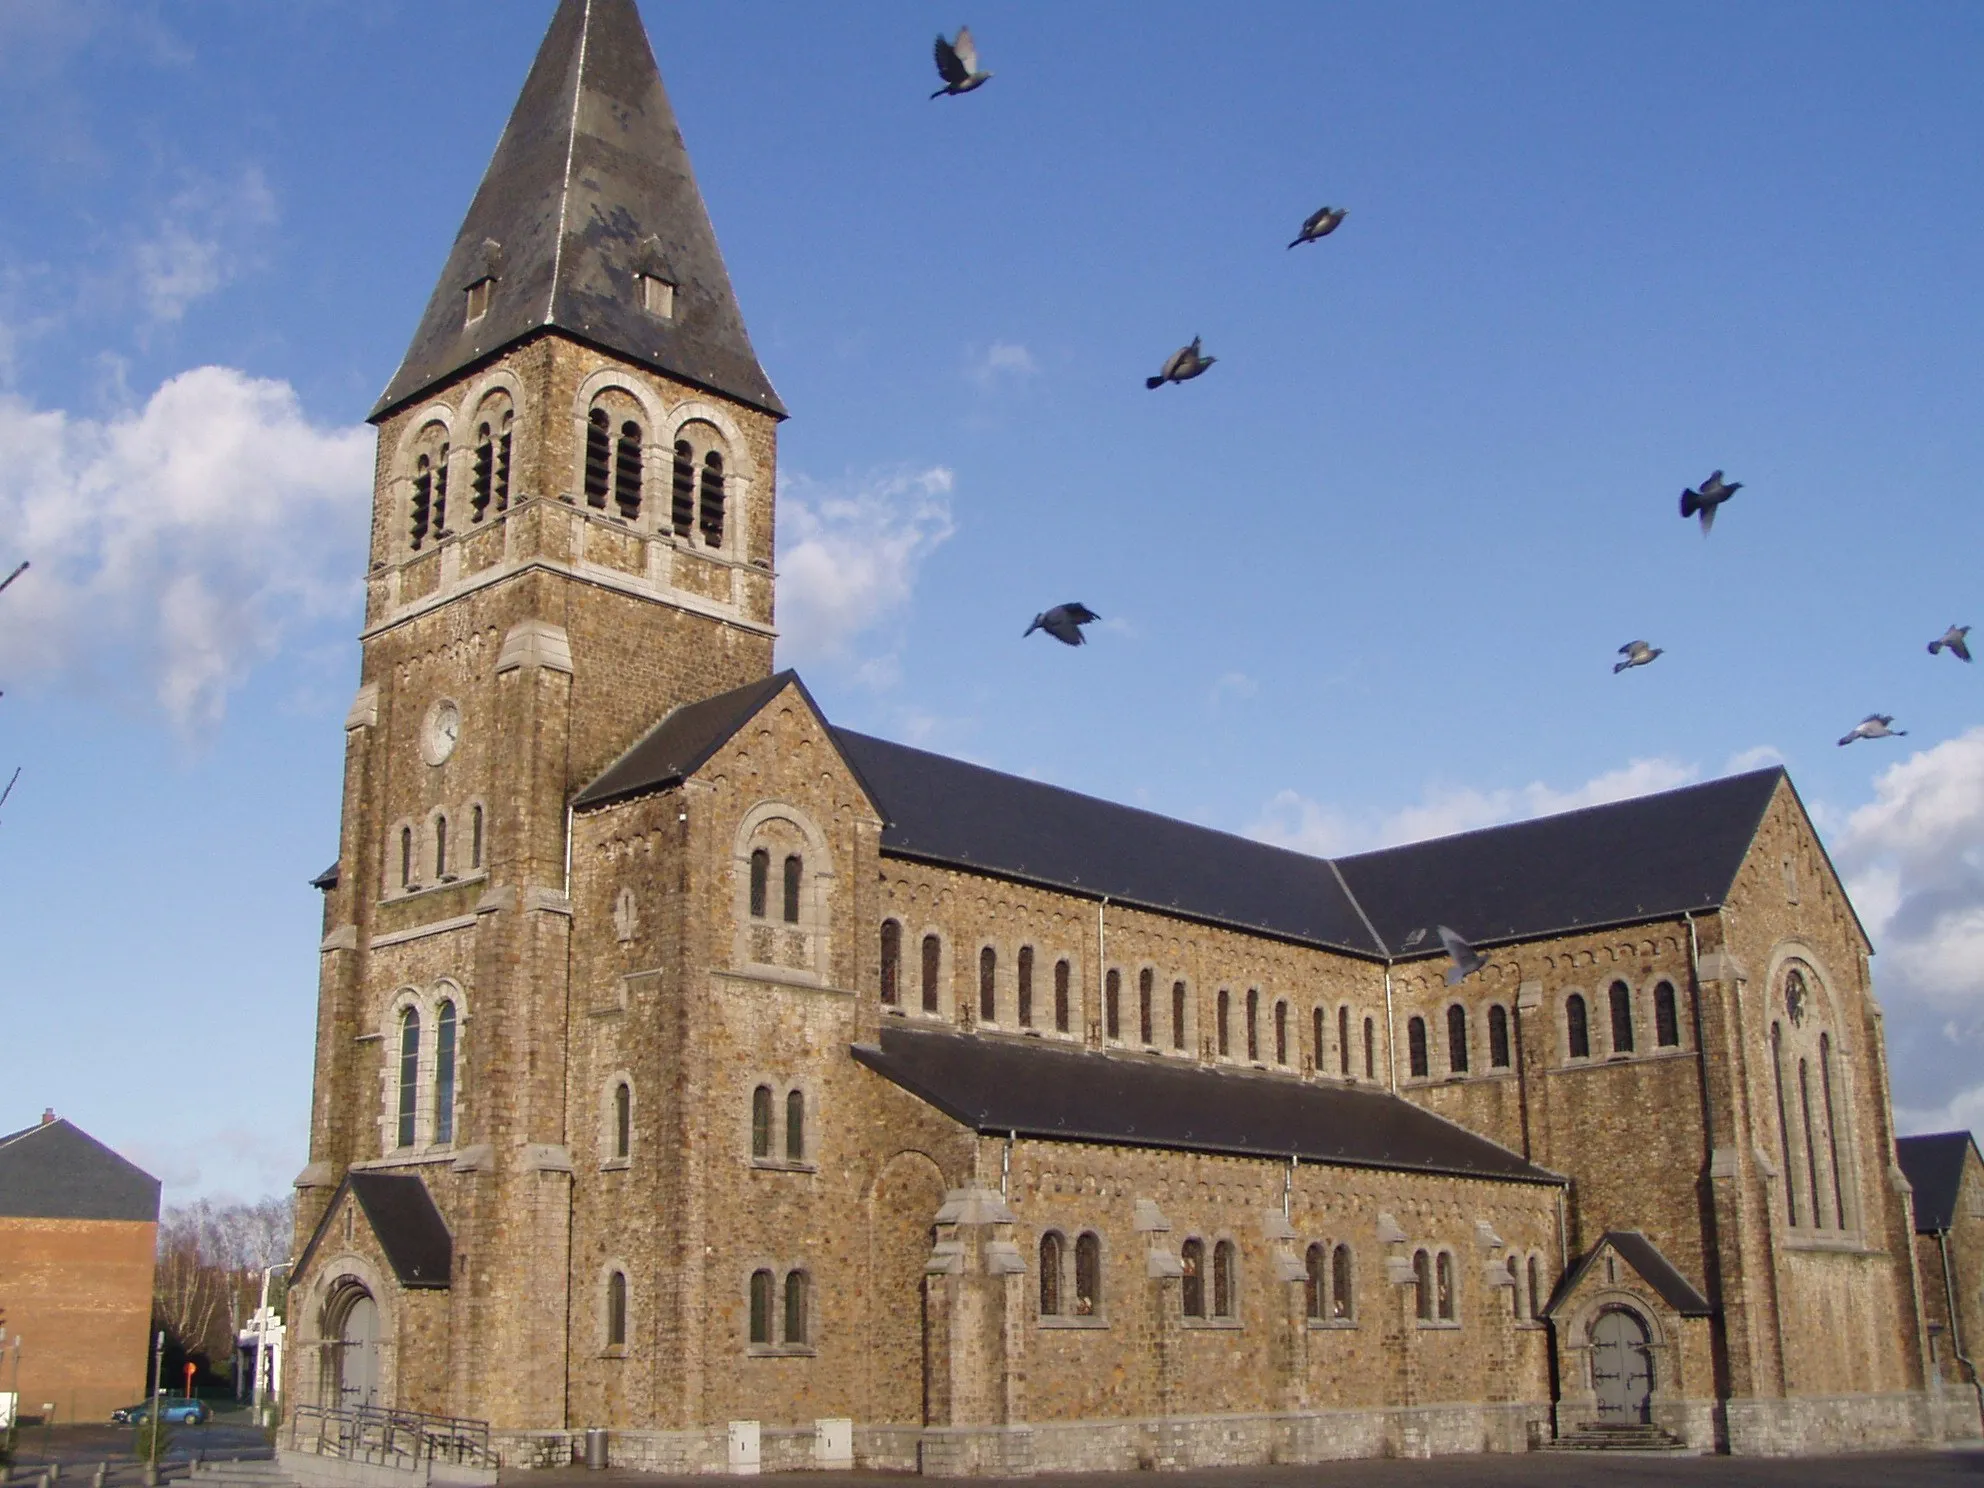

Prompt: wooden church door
[1590,1308,1652,1423]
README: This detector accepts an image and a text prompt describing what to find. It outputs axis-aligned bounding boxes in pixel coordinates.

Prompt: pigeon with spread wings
[1436,926,1486,986]
[1025,603,1101,647]
[931,27,991,97]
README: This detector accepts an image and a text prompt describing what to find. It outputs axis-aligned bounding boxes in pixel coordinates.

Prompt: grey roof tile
[0,1119,161,1222]
[372,0,783,422]
[295,1172,452,1290]
[854,1023,1560,1185]
[1543,1229,1713,1318]
[1897,1132,1978,1233]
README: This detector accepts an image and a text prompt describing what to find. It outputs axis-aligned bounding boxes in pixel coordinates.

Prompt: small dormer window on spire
[464,277,493,327]
[639,274,675,318]
[459,238,505,332]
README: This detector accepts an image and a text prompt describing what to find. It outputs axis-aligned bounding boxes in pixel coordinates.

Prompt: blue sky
[2,1,1982,1201]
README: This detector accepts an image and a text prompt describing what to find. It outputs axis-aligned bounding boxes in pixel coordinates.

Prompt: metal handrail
[289,1402,492,1468]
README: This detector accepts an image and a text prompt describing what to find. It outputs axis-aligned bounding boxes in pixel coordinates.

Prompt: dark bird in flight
[1929,625,1972,663]
[1288,206,1347,249]
[1146,337,1216,389]
[1436,926,1486,986]
[1838,714,1907,747]
[1614,640,1663,674]
[931,28,991,97]
[1024,603,1100,647]
[1679,470,1741,535]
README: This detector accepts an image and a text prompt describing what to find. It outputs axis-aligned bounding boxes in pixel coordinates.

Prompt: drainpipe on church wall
[1096,897,1108,1048]
[1382,964,1397,1094]
[1937,1229,1984,1421]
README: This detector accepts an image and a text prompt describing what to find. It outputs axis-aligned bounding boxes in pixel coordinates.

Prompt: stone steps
[187,1461,297,1488]
[1539,1422,1691,1453]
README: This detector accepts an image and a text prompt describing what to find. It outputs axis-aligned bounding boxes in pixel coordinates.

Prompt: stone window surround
[599,1262,632,1357]
[741,1074,819,1172]
[1410,1245,1462,1329]
[1764,946,1864,1241]
[743,1263,817,1356]
[1554,973,1692,1065]
[378,980,468,1158]
[382,799,489,903]
[1301,1239,1359,1327]
[731,801,832,986]
[385,373,525,564]
[1178,1234,1243,1326]
[569,372,755,560]
[599,1070,635,1170]
[1033,1227,1108,1325]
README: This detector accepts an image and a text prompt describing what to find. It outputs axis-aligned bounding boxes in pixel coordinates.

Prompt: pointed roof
[294,1172,453,1290]
[372,0,784,422]
[1897,1131,1981,1233]
[1542,1230,1713,1318]
[0,1117,160,1222]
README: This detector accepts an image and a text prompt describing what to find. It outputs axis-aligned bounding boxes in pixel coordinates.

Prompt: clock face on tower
[423,699,462,766]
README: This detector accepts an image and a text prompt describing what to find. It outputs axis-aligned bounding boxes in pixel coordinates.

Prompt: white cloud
[966,340,1037,390]
[773,465,956,680]
[1896,1081,1984,1140]
[1835,728,1984,1007]
[0,366,373,732]
[134,168,278,324]
[1250,756,1700,858]
[1725,744,1785,773]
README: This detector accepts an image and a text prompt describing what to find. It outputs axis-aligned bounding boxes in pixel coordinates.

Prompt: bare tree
[154,1196,296,1371]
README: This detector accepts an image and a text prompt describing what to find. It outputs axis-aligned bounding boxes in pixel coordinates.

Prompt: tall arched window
[921,934,941,1013]
[751,1085,772,1159]
[1039,1232,1064,1316]
[1527,1254,1541,1320]
[1821,1033,1847,1229]
[435,815,448,879]
[1447,1004,1469,1073]
[1655,981,1679,1047]
[1800,1058,1824,1228]
[1408,1017,1428,1078]
[782,855,802,923]
[1772,1022,1798,1226]
[782,1270,809,1345]
[1609,980,1634,1053]
[785,1089,805,1163]
[612,1079,631,1160]
[1413,1249,1432,1321]
[1364,1016,1376,1079]
[699,450,726,547]
[584,408,611,508]
[1054,958,1070,1032]
[748,848,769,919]
[748,1269,773,1345]
[470,805,484,870]
[1246,989,1260,1061]
[980,947,997,1022]
[1217,990,1231,1056]
[1075,1232,1102,1316]
[1304,1243,1326,1320]
[1332,1243,1353,1320]
[1212,1239,1237,1319]
[1488,1004,1510,1069]
[434,1000,458,1146]
[1274,1000,1289,1065]
[1435,1250,1456,1321]
[1105,969,1121,1040]
[1139,969,1154,1045]
[1172,981,1188,1050]
[400,826,413,888]
[396,1008,420,1149]
[606,1270,628,1347]
[614,421,643,522]
[880,919,901,1005]
[1338,1006,1351,1076]
[1567,994,1590,1059]
[1018,947,1034,1027]
[671,441,695,537]
[1181,1238,1205,1317]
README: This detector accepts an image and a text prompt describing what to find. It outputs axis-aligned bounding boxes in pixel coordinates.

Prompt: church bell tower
[294,0,783,1428]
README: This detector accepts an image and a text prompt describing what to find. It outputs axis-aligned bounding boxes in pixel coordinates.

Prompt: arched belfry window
[671,441,696,537]
[471,408,512,522]
[410,454,433,551]
[699,449,726,547]
[396,1008,420,1149]
[434,999,458,1146]
[614,421,643,522]
[584,409,611,509]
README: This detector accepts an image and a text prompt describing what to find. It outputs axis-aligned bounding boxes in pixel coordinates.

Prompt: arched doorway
[326,1284,381,1410]
[1590,1307,1652,1424]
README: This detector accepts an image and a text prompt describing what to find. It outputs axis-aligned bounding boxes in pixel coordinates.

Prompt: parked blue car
[111,1398,210,1425]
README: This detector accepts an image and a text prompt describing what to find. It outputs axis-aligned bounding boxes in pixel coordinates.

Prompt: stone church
[287,0,1969,1470]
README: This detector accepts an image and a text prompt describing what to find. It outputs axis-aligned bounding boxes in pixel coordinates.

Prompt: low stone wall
[1723,1390,1938,1456]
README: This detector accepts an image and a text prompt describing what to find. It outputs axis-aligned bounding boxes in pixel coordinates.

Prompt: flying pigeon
[1679,470,1741,535]
[1146,337,1216,389]
[1614,640,1663,674]
[1838,714,1907,747]
[1288,205,1347,249]
[1929,625,1972,663]
[1024,603,1100,646]
[1436,925,1486,986]
[931,27,991,97]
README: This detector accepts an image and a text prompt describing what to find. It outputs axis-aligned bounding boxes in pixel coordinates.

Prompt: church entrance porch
[1591,1307,1653,1424]
[327,1284,381,1410]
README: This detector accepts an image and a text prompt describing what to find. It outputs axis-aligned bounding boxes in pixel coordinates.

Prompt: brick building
[1897,1133,1984,1400]
[0,1113,162,1424]
[285,0,1966,1469]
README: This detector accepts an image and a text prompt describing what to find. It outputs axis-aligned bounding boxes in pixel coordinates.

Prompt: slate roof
[832,730,1384,954]
[296,1173,453,1290]
[0,1118,161,1223]
[853,1024,1560,1185]
[1543,1230,1714,1318]
[1897,1132,1979,1233]
[1334,770,1786,955]
[372,0,783,422]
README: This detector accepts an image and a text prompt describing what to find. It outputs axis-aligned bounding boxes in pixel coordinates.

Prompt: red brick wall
[0,1217,157,1423]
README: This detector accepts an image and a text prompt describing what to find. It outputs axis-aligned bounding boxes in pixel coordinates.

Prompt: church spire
[372,0,784,422]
